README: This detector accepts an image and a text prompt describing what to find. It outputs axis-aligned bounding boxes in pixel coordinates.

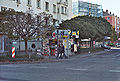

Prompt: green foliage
[60,16,112,41]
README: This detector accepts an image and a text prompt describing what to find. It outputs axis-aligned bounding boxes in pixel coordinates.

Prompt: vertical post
[57,29,59,56]
[67,30,69,58]
[12,47,15,58]
[55,22,59,57]
[8,38,11,55]
[19,36,20,55]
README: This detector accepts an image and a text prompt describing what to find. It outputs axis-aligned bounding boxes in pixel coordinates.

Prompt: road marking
[116,54,120,56]
[37,67,48,68]
[0,65,19,67]
[66,68,88,71]
[109,70,120,73]
[112,58,116,59]
[30,66,48,69]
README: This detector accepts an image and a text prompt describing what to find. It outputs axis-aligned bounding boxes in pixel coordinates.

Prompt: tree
[1,11,54,53]
[0,11,15,38]
[60,16,112,41]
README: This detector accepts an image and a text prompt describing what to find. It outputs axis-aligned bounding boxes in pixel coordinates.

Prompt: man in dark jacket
[56,44,60,59]
[61,44,68,59]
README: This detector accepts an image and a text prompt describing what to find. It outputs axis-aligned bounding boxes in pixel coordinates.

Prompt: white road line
[109,70,120,73]
[37,67,48,68]
[116,54,120,56]
[0,65,20,67]
[66,68,88,71]
[112,58,116,59]
[30,66,48,69]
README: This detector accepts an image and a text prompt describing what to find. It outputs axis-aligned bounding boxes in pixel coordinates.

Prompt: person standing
[61,44,68,59]
[56,44,60,59]
[58,44,62,59]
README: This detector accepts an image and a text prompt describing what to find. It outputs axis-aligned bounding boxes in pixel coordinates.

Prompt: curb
[0,50,111,65]
[70,50,111,59]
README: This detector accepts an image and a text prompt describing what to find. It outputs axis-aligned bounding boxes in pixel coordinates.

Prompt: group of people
[56,44,68,59]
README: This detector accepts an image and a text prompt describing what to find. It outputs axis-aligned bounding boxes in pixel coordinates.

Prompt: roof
[103,11,113,16]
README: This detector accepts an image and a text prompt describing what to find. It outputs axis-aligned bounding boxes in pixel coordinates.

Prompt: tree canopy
[0,10,54,52]
[60,16,112,41]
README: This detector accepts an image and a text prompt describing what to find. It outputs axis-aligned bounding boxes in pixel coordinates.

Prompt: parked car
[101,44,111,50]
[116,43,120,48]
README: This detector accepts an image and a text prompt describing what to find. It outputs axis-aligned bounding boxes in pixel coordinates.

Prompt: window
[61,6,64,14]
[45,2,49,11]
[57,8,60,13]
[28,0,31,5]
[37,0,41,8]
[65,7,67,14]
[53,4,56,13]
[4,38,9,51]
[107,17,110,20]
[1,6,7,11]
[16,0,20,3]
[37,16,41,24]
[60,0,62,3]
[16,0,21,7]
[9,8,15,11]
[66,0,68,3]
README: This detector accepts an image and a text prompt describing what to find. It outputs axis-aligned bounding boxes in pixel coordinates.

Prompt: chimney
[110,12,111,14]
[106,10,108,13]
[113,13,114,16]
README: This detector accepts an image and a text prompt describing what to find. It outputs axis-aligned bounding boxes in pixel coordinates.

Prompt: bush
[0,54,44,62]
[31,54,44,61]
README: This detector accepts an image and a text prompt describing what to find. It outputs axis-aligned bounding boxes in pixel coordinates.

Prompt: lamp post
[55,22,59,57]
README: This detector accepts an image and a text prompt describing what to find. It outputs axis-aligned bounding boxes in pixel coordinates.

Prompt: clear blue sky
[73,0,120,17]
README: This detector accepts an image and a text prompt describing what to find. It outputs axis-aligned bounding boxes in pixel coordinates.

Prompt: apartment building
[0,0,72,23]
[103,10,120,36]
[72,0,103,17]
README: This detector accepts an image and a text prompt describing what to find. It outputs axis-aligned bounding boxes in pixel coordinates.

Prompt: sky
[72,0,120,17]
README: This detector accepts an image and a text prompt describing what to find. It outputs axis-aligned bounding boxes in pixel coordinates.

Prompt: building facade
[0,0,72,23]
[103,10,120,37]
[72,0,103,17]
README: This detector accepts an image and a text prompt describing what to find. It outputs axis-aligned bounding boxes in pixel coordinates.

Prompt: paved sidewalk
[0,50,110,65]
[69,50,111,59]
[42,50,110,62]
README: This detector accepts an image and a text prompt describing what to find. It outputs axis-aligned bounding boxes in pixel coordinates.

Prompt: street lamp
[55,22,60,39]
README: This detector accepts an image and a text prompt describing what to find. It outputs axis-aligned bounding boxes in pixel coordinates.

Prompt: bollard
[12,47,15,58]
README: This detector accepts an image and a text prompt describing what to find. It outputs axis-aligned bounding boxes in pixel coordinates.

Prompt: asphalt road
[0,49,120,81]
